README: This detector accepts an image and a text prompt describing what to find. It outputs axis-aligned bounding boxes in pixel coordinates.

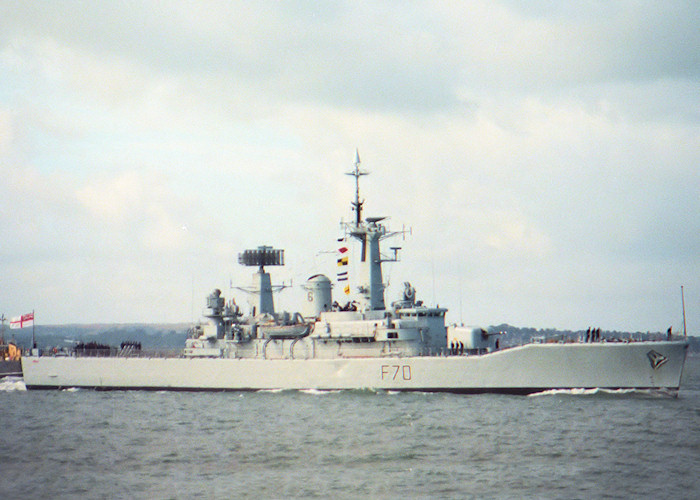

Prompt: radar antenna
[238,246,284,271]
[235,246,286,315]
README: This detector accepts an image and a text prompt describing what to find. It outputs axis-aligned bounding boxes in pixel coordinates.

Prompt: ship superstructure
[184,153,449,361]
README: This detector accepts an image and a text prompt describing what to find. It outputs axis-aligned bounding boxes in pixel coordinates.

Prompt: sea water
[1,357,698,499]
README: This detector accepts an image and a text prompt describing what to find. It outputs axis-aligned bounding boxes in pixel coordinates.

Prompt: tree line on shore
[5,322,698,353]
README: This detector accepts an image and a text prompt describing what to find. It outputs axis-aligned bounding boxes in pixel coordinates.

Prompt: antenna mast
[346,149,368,226]
[681,285,687,337]
[341,151,405,310]
[346,150,370,261]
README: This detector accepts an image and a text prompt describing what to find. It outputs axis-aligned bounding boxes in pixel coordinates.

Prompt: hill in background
[6,324,189,352]
[5,323,698,354]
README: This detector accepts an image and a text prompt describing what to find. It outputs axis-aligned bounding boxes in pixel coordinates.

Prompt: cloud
[0,2,697,330]
[3,2,698,120]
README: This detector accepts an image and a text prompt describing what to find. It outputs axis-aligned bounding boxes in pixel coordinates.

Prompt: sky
[1,1,698,333]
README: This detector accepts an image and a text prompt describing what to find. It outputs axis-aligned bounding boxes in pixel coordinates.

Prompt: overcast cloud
[1,1,698,333]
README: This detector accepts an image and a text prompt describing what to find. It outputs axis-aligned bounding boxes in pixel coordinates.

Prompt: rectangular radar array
[238,246,284,268]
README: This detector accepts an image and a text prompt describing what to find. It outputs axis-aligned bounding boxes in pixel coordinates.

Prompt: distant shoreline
[5,323,697,353]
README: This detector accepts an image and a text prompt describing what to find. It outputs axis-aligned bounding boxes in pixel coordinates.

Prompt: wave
[527,387,671,398]
[0,376,27,392]
[298,388,342,395]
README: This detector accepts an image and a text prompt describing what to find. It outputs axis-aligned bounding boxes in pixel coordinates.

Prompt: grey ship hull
[22,341,687,394]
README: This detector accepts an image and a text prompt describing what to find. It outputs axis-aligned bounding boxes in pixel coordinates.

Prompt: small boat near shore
[1,316,23,378]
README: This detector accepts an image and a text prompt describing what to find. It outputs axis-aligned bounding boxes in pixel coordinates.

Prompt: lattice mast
[344,152,402,310]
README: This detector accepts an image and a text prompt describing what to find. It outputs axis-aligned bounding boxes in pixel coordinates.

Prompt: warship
[22,155,688,394]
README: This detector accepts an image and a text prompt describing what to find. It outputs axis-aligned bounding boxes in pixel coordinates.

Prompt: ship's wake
[528,387,676,398]
[299,388,342,395]
[0,376,27,392]
[255,388,343,395]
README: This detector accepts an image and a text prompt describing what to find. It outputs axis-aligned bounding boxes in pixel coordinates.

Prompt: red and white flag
[10,312,34,329]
